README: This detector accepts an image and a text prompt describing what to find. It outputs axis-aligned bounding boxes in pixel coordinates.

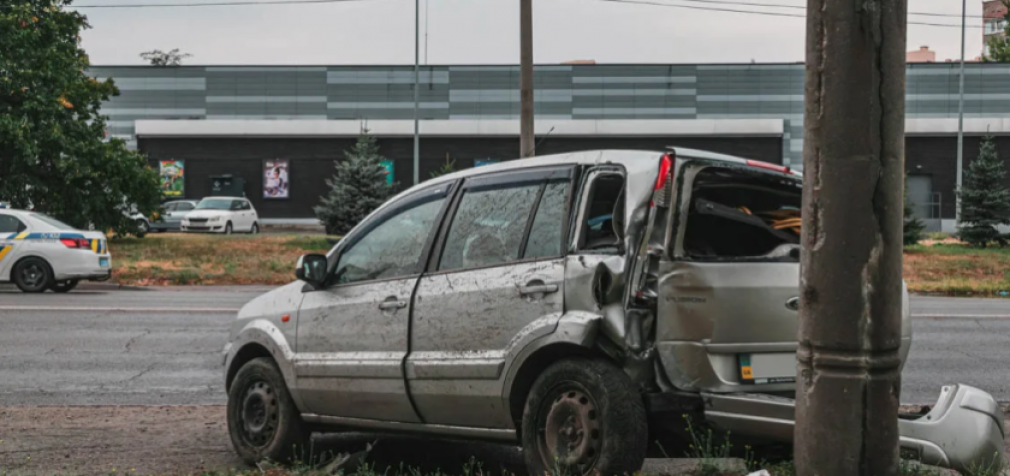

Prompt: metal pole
[519,0,534,158]
[413,0,420,185]
[424,0,429,65]
[956,0,966,219]
[795,0,906,474]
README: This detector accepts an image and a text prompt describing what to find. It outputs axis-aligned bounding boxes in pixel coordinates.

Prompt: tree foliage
[984,1,1010,62]
[140,48,191,66]
[430,154,457,179]
[314,130,397,236]
[903,174,926,246]
[957,135,1010,247]
[0,0,161,235]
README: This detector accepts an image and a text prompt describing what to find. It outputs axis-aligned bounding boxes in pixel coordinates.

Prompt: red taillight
[60,238,90,249]
[746,159,791,175]
[654,154,672,191]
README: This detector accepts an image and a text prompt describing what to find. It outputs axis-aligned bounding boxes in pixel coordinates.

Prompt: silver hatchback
[223,149,1003,475]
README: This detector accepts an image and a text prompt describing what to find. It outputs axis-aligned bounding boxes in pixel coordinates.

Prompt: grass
[109,233,338,286]
[904,242,1010,296]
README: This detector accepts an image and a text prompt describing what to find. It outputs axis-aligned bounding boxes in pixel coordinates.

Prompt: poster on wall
[380,160,394,185]
[159,160,185,197]
[263,159,290,199]
[474,159,499,168]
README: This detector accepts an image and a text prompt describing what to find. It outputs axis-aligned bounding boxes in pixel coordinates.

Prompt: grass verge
[109,234,336,286]
[904,242,1010,296]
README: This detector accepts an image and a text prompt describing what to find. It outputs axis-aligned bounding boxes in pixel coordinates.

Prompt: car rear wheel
[521,358,647,476]
[228,357,310,465]
[136,219,149,237]
[250,222,260,234]
[224,222,233,235]
[13,258,54,293]
[50,280,80,293]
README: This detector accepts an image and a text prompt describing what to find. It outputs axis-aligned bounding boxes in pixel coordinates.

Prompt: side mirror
[296,254,328,288]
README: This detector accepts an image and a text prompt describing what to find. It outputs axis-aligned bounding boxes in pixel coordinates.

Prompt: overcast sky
[75,0,986,66]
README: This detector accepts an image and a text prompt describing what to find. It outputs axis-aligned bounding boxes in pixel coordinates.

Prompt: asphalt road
[1,287,1008,405]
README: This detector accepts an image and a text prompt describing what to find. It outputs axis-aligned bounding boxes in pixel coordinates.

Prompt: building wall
[89,63,1010,172]
[139,135,782,218]
[906,135,1010,220]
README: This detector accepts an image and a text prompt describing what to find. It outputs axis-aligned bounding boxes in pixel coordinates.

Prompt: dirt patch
[0,406,242,475]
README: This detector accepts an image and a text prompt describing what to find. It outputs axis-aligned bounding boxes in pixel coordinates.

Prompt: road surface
[0,287,1007,405]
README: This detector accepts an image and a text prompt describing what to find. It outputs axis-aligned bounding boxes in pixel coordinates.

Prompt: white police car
[0,209,111,293]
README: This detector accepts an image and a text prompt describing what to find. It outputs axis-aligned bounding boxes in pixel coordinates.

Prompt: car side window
[163,203,176,212]
[524,181,571,259]
[0,215,26,234]
[177,203,194,211]
[231,200,243,210]
[335,196,446,285]
[438,183,541,271]
[243,201,253,211]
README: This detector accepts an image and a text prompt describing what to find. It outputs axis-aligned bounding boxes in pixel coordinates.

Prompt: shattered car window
[439,184,540,271]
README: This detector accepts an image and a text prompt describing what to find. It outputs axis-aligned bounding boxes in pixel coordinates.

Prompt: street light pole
[413,0,420,185]
[519,0,534,158]
[956,0,966,219]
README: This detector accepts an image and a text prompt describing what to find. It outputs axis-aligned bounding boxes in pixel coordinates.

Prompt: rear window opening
[579,173,626,252]
[683,166,802,261]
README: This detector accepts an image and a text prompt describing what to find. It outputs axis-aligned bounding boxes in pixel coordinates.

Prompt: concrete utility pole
[796,0,907,475]
[519,0,534,158]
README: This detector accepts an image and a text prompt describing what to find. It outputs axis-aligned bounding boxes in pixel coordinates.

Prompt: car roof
[199,196,246,200]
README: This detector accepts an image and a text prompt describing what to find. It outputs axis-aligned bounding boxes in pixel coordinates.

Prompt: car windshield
[31,213,77,230]
[196,199,233,210]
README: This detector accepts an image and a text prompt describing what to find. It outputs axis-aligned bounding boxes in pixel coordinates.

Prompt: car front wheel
[224,222,233,235]
[521,358,648,476]
[227,357,310,465]
[13,258,54,293]
[50,280,80,293]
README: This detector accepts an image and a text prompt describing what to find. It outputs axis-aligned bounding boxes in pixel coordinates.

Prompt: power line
[649,0,986,20]
[592,0,983,29]
[68,0,377,8]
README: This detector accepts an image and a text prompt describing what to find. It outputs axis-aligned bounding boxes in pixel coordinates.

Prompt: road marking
[913,314,1010,319]
[0,306,239,313]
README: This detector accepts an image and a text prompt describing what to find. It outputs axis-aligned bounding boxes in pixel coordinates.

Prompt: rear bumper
[54,254,112,281]
[696,384,1003,474]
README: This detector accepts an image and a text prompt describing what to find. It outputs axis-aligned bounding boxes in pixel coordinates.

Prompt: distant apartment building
[907,46,937,63]
[984,0,1007,57]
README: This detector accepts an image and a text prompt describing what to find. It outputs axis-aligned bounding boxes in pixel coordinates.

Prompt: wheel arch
[8,254,53,281]
[506,342,601,430]
[225,342,274,392]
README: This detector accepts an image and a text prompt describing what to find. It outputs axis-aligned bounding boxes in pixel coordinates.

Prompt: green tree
[984,1,1010,62]
[957,135,1010,247]
[0,1,160,235]
[314,130,397,235]
[903,174,926,246]
[430,154,456,179]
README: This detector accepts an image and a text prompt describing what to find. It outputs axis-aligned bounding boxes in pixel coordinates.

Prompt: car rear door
[653,160,804,393]
[0,213,29,279]
[294,184,452,422]
[407,166,573,428]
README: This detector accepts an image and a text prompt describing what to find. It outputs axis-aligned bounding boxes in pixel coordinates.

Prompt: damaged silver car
[223,149,1004,475]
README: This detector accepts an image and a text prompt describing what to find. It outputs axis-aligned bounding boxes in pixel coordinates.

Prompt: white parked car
[0,209,111,293]
[181,197,260,234]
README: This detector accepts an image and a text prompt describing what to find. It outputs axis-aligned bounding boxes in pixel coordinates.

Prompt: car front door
[407,167,573,428]
[229,200,248,230]
[294,184,452,422]
[0,213,29,279]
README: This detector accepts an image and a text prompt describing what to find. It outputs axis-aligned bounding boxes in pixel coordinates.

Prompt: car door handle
[519,284,559,296]
[378,299,408,311]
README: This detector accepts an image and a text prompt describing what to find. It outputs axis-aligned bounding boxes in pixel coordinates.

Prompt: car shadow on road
[310,433,526,475]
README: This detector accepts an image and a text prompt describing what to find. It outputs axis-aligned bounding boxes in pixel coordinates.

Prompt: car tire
[50,279,80,293]
[227,357,310,465]
[224,222,233,235]
[521,358,647,476]
[136,219,149,237]
[250,222,259,234]
[13,257,54,293]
